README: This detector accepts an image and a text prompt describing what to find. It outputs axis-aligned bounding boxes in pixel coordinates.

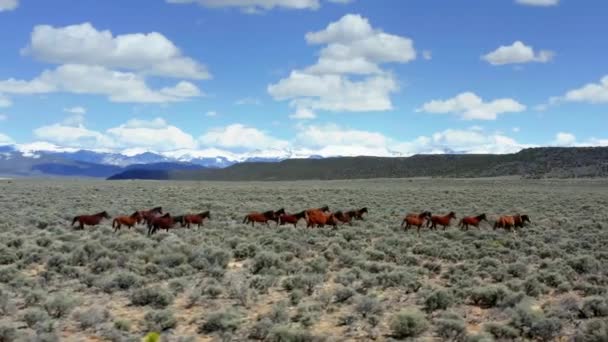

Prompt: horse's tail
[243,215,249,224]
[71,216,79,226]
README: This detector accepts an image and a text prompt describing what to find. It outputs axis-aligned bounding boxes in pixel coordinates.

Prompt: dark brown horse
[306,210,338,229]
[334,211,353,226]
[458,214,488,230]
[112,211,142,232]
[139,207,163,226]
[428,212,457,230]
[278,210,307,228]
[183,211,211,228]
[514,214,531,228]
[72,211,111,230]
[243,209,284,227]
[147,214,176,236]
[347,207,368,220]
[401,211,432,233]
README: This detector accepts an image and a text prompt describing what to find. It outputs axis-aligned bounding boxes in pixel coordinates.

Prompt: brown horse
[147,214,176,236]
[514,214,531,228]
[428,212,457,230]
[112,211,142,232]
[458,214,488,230]
[306,210,338,229]
[243,209,284,227]
[334,211,353,226]
[401,211,432,233]
[278,210,307,228]
[314,205,330,213]
[183,211,211,228]
[347,207,368,220]
[139,207,163,226]
[494,216,516,231]
[71,211,111,230]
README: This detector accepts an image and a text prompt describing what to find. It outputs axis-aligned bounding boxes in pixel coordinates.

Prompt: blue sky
[0,0,607,157]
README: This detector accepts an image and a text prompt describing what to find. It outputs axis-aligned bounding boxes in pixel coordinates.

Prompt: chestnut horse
[243,209,285,227]
[112,211,142,232]
[428,212,457,230]
[401,211,432,233]
[514,214,531,228]
[147,214,176,236]
[306,210,338,229]
[183,211,211,228]
[494,215,516,231]
[278,210,307,228]
[334,211,353,226]
[72,211,111,230]
[347,207,368,220]
[458,214,488,230]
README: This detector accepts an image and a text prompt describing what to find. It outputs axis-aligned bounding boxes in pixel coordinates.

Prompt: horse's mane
[476,214,486,220]
[295,211,307,218]
[95,211,108,216]
[151,207,163,213]
[262,210,275,218]
[130,211,140,218]
[198,211,210,217]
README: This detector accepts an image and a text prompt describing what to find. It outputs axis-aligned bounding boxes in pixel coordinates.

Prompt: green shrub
[424,289,454,312]
[574,319,608,342]
[568,255,600,275]
[249,318,273,340]
[252,252,283,275]
[22,308,49,328]
[44,293,76,318]
[435,317,466,341]
[130,287,173,308]
[389,309,428,339]
[354,296,382,318]
[73,306,110,330]
[144,309,177,332]
[580,296,608,318]
[0,324,16,342]
[267,325,321,342]
[469,285,509,308]
[484,322,519,339]
[333,286,355,303]
[199,310,241,333]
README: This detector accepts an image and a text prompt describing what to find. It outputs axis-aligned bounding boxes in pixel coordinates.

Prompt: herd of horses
[71,206,530,236]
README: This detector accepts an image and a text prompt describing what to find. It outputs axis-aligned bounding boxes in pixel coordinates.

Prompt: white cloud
[559,75,608,104]
[0,114,7,121]
[64,106,87,114]
[34,117,197,152]
[554,132,576,146]
[206,110,218,117]
[418,92,526,120]
[166,0,351,13]
[0,0,18,12]
[289,107,316,120]
[296,123,388,149]
[0,133,13,145]
[516,0,558,6]
[23,23,209,79]
[235,97,262,105]
[0,94,11,108]
[482,41,554,65]
[0,64,201,103]
[269,14,415,118]
[200,124,289,150]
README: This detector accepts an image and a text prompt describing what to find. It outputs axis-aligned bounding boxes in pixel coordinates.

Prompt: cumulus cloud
[552,132,608,147]
[418,92,526,120]
[200,124,289,150]
[289,107,316,120]
[0,0,18,12]
[482,41,554,65]
[23,23,209,79]
[516,0,558,6]
[166,0,352,13]
[554,132,576,146]
[269,14,414,119]
[0,64,201,103]
[34,117,198,151]
[558,75,608,104]
[0,133,13,145]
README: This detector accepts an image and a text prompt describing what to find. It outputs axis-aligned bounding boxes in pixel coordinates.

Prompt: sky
[0,0,607,157]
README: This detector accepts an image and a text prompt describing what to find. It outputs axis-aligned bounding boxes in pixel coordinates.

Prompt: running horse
[147,214,176,236]
[514,214,531,228]
[139,207,163,226]
[347,207,368,221]
[278,210,307,228]
[306,209,338,229]
[243,209,285,227]
[112,211,142,232]
[494,215,516,231]
[458,214,488,230]
[401,211,432,233]
[183,211,211,228]
[72,211,111,230]
[334,211,353,226]
[427,212,457,230]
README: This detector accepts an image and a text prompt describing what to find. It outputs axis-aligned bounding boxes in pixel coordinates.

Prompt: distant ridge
[108,147,608,181]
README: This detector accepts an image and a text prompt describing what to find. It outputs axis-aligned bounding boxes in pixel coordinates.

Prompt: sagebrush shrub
[44,293,76,318]
[144,309,177,332]
[199,310,241,333]
[580,296,608,318]
[73,306,110,330]
[574,319,608,342]
[22,308,50,328]
[389,309,428,338]
[424,289,454,312]
[130,287,173,308]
